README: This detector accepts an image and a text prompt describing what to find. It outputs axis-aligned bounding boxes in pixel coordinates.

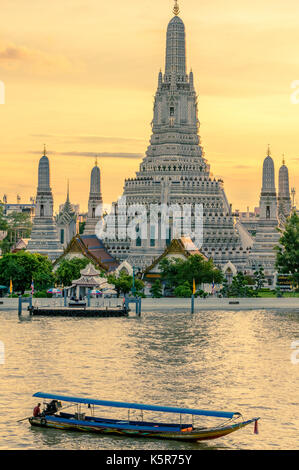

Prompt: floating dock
[28,306,129,317]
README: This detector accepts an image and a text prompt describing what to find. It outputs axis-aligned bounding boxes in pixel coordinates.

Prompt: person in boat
[44,400,59,416]
[33,403,41,417]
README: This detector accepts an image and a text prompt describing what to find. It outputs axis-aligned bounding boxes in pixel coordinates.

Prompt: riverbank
[1,296,299,312]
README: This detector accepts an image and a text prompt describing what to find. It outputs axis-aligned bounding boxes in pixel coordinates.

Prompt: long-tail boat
[28,392,260,442]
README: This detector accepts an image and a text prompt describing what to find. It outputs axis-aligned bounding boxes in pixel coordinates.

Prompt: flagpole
[191,278,196,314]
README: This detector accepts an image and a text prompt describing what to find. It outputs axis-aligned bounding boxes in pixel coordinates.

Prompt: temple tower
[104,3,247,271]
[27,146,63,261]
[56,181,78,248]
[248,147,280,285]
[259,146,278,221]
[278,156,292,224]
[83,159,103,235]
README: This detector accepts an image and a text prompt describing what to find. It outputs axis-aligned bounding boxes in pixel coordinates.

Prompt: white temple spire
[165,8,186,77]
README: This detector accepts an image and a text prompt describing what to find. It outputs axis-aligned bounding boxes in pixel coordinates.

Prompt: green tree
[79,221,86,235]
[253,266,266,291]
[150,279,163,298]
[108,273,144,297]
[275,212,299,290]
[159,254,223,292]
[0,251,54,293]
[55,258,92,286]
[174,281,192,298]
[221,272,256,298]
[0,203,8,231]
[1,211,32,253]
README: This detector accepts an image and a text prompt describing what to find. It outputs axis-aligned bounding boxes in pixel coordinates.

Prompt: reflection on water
[0,309,298,449]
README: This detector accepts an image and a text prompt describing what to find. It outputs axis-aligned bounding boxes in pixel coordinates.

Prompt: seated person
[33,403,41,417]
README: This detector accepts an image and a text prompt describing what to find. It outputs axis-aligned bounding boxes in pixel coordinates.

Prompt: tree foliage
[159,254,223,292]
[150,279,163,298]
[275,212,299,289]
[174,281,192,298]
[0,209,32,254]
[108,273,144,297]
[0,203,8,231]
[0,251,54,293]
[55,258,91,287]
[253,267,266,291]
[221,273,257,298]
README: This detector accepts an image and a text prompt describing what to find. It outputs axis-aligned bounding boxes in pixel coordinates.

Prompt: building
[56,182,78,248]
[143,236,208,296]
[64,263,114,299]
[278,157,292,225]
[104,3,247,273]
[3,202,35,219]
[27,147,63,261]
[247,148,280,285]
[53,233,119,273]
[83,159,103,236]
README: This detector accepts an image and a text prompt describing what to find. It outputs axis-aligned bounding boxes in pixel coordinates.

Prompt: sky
[0,0,299,212]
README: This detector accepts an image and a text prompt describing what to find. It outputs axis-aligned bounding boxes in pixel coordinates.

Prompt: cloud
[29,150,143,159]
[30,134,144,145]
[0,41,71,74]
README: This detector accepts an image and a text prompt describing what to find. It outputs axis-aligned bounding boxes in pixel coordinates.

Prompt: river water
[0,309,298,450]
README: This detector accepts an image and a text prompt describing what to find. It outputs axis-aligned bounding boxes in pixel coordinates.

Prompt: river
[0,309,298,450]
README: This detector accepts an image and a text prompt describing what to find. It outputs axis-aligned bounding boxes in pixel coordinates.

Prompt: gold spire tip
[173,0,180,16]
[95,155,98,166]
[43,143,47,156]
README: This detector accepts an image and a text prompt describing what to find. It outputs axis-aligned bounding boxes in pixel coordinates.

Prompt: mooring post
[87,289,91,307]
[191,294,194,314]
[18,296,22,316]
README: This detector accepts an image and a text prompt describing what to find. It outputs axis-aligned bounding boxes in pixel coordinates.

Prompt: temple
[247,147,280,285]
[278,156,292,225]
[56,181,78,248]
[83,159,103,235]
[104,4,248,271]
[27,147,63,261]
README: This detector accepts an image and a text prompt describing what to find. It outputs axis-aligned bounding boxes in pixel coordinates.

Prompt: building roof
[53,234,119,272]
[11,238,30,253]
[143,237,208,275]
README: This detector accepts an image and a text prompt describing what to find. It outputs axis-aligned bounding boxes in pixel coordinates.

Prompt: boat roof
[33,392,240,419]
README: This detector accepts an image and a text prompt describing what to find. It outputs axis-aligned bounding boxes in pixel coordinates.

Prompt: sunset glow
[1,0,298,212]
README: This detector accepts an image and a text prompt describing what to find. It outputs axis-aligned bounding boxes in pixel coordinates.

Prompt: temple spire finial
[267,144,271,157]
[43,143,47,156]
[67,179,70,203]
[95,155,98,167]
[173,0,180,16]
[282,153,285,165]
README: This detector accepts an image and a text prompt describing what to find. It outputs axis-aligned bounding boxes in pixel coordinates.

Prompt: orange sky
[0,0,298,212]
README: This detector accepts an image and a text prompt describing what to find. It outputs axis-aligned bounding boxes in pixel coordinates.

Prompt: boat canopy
[33,392,240,419]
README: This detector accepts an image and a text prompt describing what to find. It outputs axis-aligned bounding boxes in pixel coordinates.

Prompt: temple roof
[80,263,101,277]
[53,234,119,272]
[144,237,208,275]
